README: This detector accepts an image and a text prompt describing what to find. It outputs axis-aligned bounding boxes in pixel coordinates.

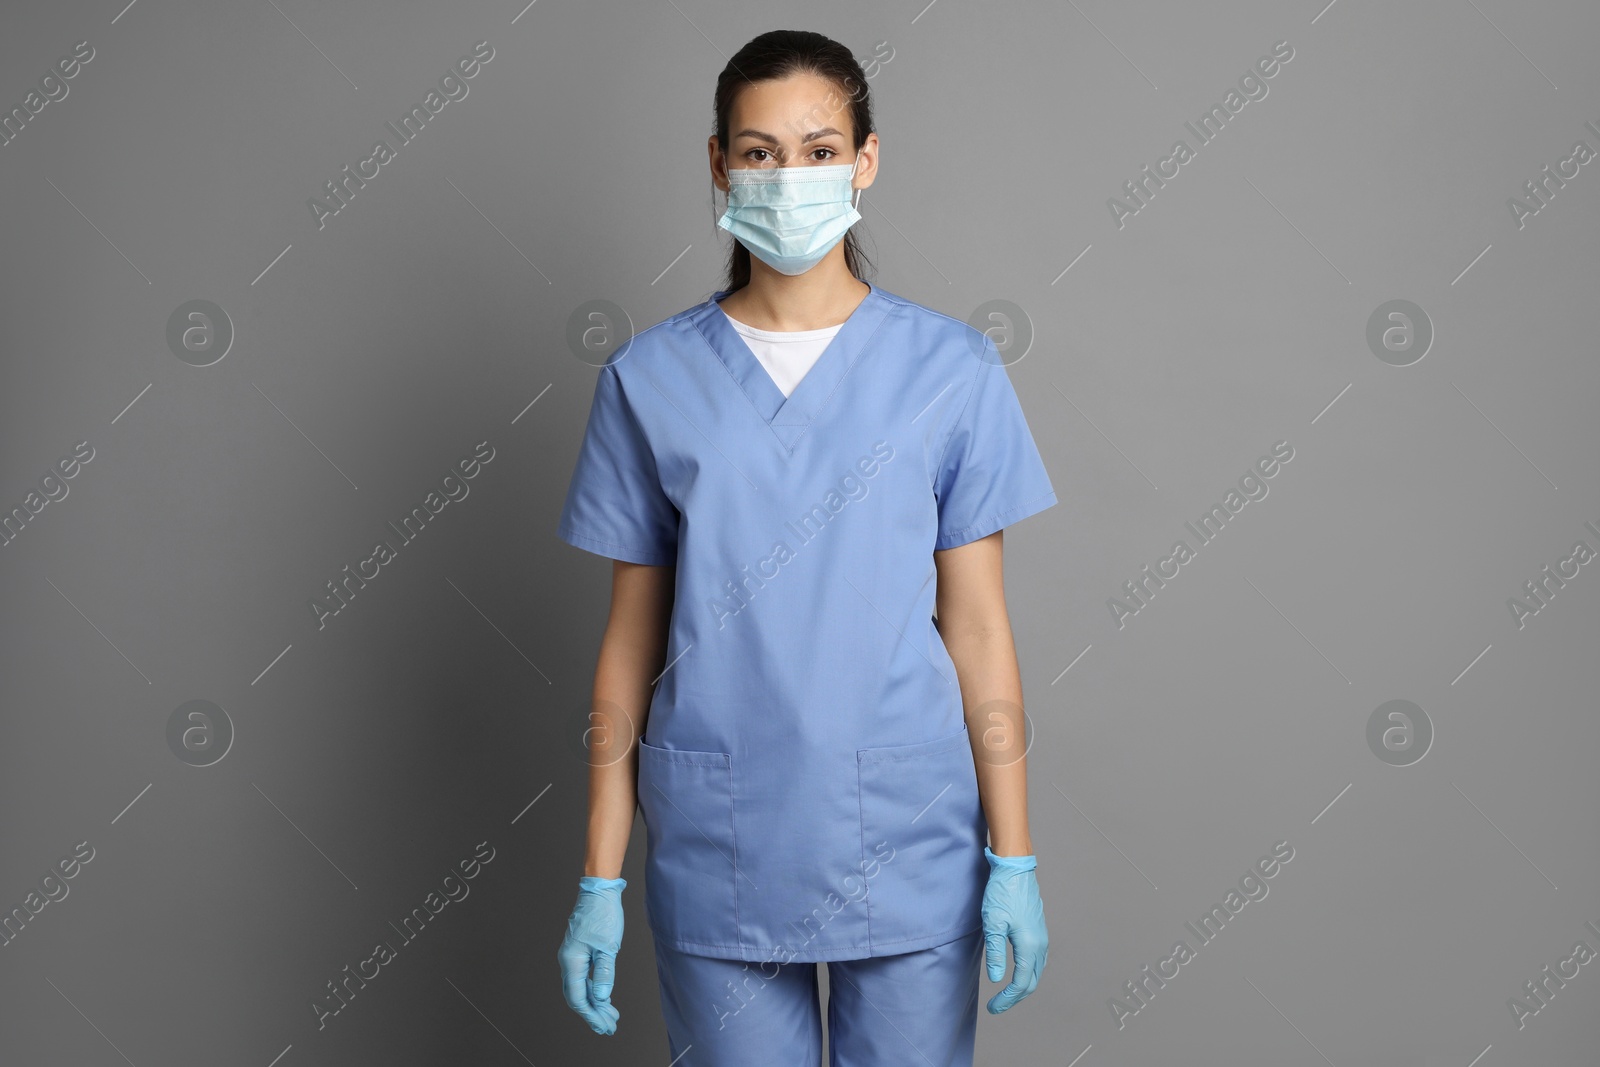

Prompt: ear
[852,133,881,192]
[707,136,729,193]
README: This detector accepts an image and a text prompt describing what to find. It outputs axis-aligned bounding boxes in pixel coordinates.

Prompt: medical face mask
[717,155,864,276]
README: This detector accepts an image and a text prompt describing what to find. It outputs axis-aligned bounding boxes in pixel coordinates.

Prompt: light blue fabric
[716,157,863,276]
[557,283,1057,964]
[652,929,982,1066]
[981,847,1049,1013]
[557,875,627,1034]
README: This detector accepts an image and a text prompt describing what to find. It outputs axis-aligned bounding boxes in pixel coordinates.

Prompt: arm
[583,559,675,878]
[933,528,1033,857]
[935,528,1050,1015]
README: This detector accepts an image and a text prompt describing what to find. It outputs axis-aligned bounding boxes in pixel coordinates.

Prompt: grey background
[2,1,1597,1064]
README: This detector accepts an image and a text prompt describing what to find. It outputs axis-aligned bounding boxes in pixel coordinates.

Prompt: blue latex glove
[982,847,1049,1014]
[558,875,627,1035]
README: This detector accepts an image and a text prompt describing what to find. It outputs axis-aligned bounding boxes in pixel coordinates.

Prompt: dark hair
[712,30,876,292]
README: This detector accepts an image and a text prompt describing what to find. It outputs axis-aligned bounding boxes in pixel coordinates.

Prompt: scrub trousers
[651,928,983,1067]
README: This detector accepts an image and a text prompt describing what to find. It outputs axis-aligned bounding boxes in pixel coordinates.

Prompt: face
[710,71,878,192]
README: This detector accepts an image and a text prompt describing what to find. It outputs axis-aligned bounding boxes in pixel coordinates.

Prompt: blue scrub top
[557,282,1057,963]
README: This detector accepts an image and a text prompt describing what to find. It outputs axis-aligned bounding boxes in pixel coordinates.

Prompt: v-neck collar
[693,282,890,451]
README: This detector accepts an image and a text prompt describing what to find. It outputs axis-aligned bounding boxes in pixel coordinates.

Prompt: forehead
[729,71,854,142]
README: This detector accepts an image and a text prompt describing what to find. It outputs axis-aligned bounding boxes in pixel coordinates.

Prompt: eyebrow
[733,126,845,145]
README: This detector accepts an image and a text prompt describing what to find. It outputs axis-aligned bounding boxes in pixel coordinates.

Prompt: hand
[557,876,627,1034]
[981,847,1048,1014]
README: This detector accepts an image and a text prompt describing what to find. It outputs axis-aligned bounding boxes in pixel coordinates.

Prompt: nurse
[556,28,1055,1066]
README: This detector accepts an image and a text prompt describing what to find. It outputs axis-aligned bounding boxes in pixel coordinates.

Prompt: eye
[745,148,773,163]
[812,147,838,162]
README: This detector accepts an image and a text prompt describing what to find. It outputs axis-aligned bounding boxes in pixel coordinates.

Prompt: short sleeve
[556,365,679,565]
[933,339,1057,550]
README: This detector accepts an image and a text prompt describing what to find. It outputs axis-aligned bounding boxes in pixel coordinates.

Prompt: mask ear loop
[848,151,864,211]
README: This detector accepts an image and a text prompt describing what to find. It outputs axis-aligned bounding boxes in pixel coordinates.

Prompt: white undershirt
[721,309,844,398]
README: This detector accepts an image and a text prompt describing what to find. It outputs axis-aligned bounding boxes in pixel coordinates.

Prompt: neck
[725,259,869,332]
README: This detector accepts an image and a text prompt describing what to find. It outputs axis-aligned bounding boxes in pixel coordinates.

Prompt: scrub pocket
[635,739,739,952]
[856,725,987,950]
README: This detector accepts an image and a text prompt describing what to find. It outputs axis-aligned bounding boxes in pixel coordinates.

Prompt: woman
[556,29,1054,1066]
